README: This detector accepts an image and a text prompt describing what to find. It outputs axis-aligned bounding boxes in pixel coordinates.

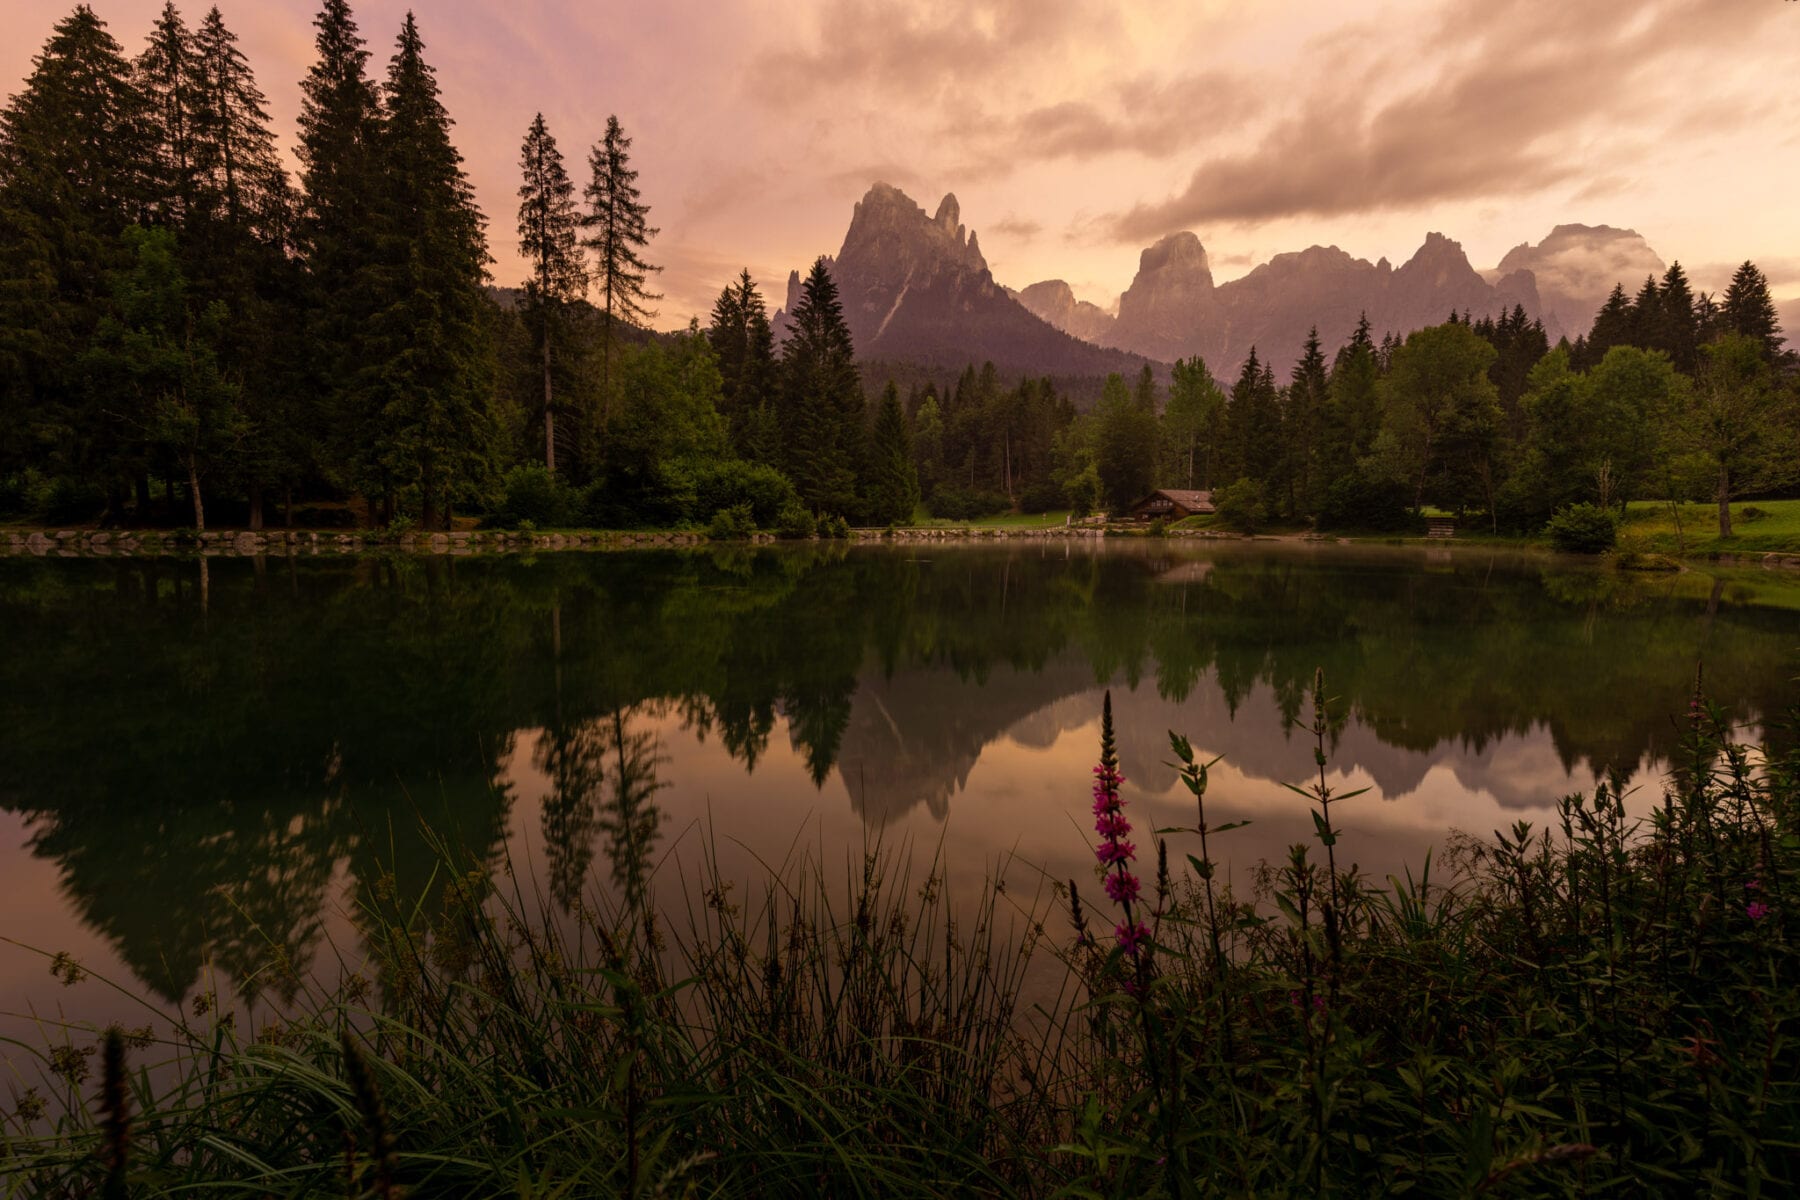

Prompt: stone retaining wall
[2,524,1121,558]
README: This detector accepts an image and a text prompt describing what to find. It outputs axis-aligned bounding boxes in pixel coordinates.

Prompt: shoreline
[4,524,1799,571]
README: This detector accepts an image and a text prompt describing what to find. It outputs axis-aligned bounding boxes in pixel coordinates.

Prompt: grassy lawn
[909,507,1072,529]
[1622,498,1800,555]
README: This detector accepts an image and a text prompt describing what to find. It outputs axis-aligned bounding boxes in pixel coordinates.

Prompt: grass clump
[6,673,1798,1195]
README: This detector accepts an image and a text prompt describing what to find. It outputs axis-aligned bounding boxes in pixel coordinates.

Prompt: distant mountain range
[1021,223,1668,376]
[773,183,1691,383]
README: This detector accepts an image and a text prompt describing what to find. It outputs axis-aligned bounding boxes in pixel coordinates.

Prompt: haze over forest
[8,0,1800,331]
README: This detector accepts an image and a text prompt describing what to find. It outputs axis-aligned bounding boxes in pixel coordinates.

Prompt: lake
[3,540,1797,1038]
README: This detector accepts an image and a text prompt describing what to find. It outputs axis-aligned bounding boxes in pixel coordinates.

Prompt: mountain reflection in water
[1,542,1795,1024]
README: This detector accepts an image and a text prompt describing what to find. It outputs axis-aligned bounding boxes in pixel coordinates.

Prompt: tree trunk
[248,483,264,531]
[543,330,556,474]
[284,487,294,529]
[1717,464,1732,538]
[187,455,206,533]
[135,473,152,522]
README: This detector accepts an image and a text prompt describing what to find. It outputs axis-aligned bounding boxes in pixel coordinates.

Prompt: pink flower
[1096,840,1136,866]
[1104,872,1141,903]
[1094,812,1131,838]
[1114,920,1150,953]
[1748,902,1771,921]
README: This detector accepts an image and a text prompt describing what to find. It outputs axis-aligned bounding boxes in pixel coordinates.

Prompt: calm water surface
[3,541,1797,1038]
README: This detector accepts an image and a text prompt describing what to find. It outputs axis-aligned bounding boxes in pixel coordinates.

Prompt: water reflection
[1,543,1795,1022]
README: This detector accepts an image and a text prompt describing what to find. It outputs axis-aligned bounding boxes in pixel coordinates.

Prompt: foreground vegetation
[5,670,1795,1196]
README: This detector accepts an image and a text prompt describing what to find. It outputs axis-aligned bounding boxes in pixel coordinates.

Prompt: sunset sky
[9,0,1799,328]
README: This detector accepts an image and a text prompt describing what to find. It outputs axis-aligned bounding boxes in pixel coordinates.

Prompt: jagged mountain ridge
[772,183,1150,379]
[1019,231,1548,376]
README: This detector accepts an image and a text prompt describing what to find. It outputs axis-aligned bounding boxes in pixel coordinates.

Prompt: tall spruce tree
[295,0,383,506]
[516,113,587,473]
[135,2,198,228]
[363,13,495,529]
[1721,261,1784,362]
[707,269,778,460]
[188,4,297,526]
[779,258,860,515]
[1582,284,1633,369]
[1654,261,1699,374]
[582,115,660,418]
[1285,327,1329,516]
[865,381,920,525]
[0,5,148,498]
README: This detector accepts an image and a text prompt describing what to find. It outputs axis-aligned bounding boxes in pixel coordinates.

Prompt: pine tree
[1095,372,1156,513]
[362,12,496,529]
[1627,275,1661,352]
[1582,284,1633,369]
[516,112,587,474]
[296,0,383,507]
[134,2,198,227]
[865,381,920,525]
[0,5,149,500]
[582,115,660,417]
[779,258,860,515]
[707,270,777,460]
[1721,261,1784,362]
[1132,363,1158,414]
[188,5,295,527]
[1654,261,1699,374]
[1284,327,1328,516]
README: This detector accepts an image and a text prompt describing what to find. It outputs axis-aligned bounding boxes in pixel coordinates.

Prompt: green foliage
[1545,502,1618,553]
[1094,372,1157,513]
[692,460,801,529]
[489,465,578,529]
[772,502,815,539]
[927,485,1010,521]
[1316,469,1414,531]
[706,502,756,540]
[817,512,850,540]
[863,382,919,526]
[778,259,861,515]
[1214,476,1266,533]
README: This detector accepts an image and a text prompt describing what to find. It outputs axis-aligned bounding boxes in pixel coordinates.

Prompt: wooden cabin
[1128,489,1216,521]
[1426,517,1457,539]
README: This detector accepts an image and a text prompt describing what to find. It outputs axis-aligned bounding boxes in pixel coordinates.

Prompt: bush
[1739,505,1770,522]
[1147,517,1166,538]
[1545,502,1617,553]
[773,502,816,540]
[1318,471,1414,531]
[818,512,850,540]
[1214,477,1267,534]
[488,466,578,529]
[1018,480,1064,515]
[694,462,802,529]
[707,503,757,541]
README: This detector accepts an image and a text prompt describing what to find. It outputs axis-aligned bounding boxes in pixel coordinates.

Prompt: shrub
[1739,505,1770,522]
[1147,516,1166,538]
[42,477,107,525]
[488,466,578,529]
[773,502,816,540]
[707,503,757,541]
[1018,480,1064,515]
[818,512,850,540]
[1318,471,1413,531]
[693,462,802,529]
[1213,477,1266,534]
[1545,502,1617,553]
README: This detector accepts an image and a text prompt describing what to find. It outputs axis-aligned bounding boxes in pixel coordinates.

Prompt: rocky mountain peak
[1137,231,1211,282]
